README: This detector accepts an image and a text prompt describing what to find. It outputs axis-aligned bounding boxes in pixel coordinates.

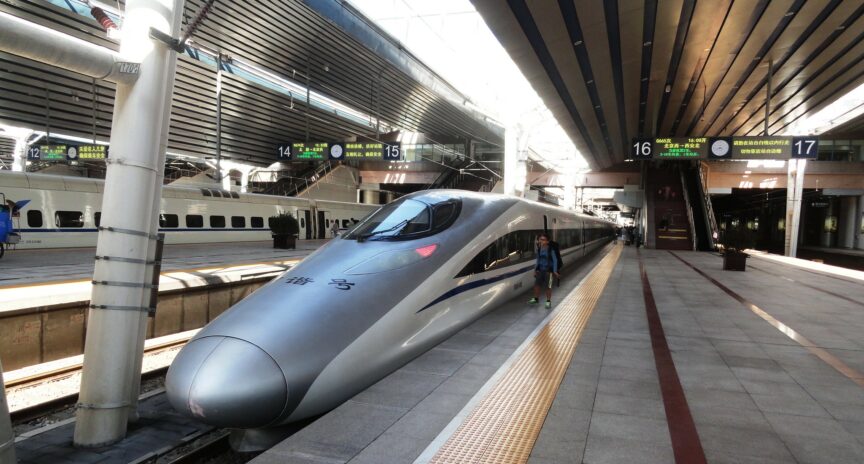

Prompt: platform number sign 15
[383,143,401,161]
[791,137,818,159]
[631,138,653,160]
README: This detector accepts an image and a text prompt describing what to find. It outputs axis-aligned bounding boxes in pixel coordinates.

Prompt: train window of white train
[94,212,101,227]
[160,214,179,228]
[210,216,226,228]
[342,219,350,228]
[231,216,245,228]
[27,210,43,228]
[250,217,264,228]
[56,211,84,228]
[186,215,204,228]
[300,218,306,228]
[200,189,212,197]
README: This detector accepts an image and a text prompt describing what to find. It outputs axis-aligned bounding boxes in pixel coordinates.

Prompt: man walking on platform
[528,233,559,309]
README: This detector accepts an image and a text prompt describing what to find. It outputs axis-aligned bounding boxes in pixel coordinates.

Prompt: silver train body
[166,190,615,429]
[0,171,377,249]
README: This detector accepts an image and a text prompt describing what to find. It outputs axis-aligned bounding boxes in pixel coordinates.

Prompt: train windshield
[345,198,460,241]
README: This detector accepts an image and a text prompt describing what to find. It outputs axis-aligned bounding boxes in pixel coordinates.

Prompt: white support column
[839,197,856,249]
[504,127,517,196]
[784,159,806,257]
[362,189,378,204]
[857,195,864,250]
[74,0,184,447]
[11,129,33,172]
[0,359,16,464]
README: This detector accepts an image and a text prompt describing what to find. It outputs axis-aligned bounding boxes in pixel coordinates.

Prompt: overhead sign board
[630,136,819,160]
[291,142,328,160]
[277,142,402,161]
[78,144,108,160]
[26,145,70,161]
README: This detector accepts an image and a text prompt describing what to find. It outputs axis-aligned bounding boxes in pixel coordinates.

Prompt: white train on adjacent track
[0,171,378,249]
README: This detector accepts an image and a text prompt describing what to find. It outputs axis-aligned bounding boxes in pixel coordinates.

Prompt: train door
[301,210,312,240]
[317,210,326,239]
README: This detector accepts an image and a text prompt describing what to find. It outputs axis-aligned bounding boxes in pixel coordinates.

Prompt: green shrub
[268,212,299,236]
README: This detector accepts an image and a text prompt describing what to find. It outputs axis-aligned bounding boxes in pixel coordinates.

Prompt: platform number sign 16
[631,138,653,160]
[383,143,401,161]
[791,137,818,159]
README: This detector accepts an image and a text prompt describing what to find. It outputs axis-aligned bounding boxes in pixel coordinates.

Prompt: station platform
[0,240,329,287]
[249,244,864,464]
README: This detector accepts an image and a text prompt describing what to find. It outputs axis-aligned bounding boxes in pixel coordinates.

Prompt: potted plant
[269,212,299,249]
[722,227,753,271]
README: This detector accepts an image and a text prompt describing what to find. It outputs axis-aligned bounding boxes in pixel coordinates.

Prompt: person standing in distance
[528,233,559,309]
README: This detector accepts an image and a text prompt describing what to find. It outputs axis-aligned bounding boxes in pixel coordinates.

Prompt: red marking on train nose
[415,244,437,258]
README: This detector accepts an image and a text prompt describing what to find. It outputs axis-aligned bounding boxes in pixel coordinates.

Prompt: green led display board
[291,142,328,160]
[631,136,818,160]
[78,145,108,160]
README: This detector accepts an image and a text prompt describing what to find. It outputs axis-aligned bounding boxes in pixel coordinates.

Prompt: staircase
[648,165,692,250]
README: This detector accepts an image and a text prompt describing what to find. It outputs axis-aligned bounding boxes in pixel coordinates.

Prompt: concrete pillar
[12,130,32,172]
[362,190,378,204]
[74,0,184,447]
[0,359,15,464]
[819,200,836,248]
[240,170,249,193]
[784,159,806,257]
[384,191,395,204]
[503,127,517,196]
[838,197,856,249]
[857,195,864,250]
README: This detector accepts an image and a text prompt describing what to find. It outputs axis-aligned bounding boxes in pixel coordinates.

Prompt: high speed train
[165,189,614,430]
[0,171,377,248]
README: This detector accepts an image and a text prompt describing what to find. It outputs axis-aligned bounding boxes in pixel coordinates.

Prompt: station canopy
[474,1,864,169]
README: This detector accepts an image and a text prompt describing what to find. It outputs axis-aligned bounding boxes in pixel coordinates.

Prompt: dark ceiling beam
[668,1,732,136]
[505,0,601,168]
[655,0,696,136]
[603,0,630,159]
[728,3,864,135]
[636,0,657,137]
[683,0,770,136]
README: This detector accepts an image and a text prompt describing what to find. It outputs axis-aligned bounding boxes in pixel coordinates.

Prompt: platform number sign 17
[631,138,653,160]
[383,143,401,161]
[791,137,818,159]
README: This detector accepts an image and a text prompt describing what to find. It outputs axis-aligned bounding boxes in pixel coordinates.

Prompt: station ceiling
[474,0,864,169]
[0,0,503,166]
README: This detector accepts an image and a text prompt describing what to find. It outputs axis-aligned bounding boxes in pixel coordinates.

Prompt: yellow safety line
[429,244,622,464]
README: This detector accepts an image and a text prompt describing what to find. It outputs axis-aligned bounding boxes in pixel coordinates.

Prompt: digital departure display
[344,142,402,160]
[653,137,708,159]
[631,136,819,160]
[78,145,108,160]
[39,145,68,161]
[291,142,328,160]
[277,142,402,161]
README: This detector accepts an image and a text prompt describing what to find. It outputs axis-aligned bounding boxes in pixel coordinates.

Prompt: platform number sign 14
[631,138,653,160]
[791,137,818,159]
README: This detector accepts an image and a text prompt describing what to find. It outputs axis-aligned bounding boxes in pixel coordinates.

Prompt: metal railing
[698,161,719,250]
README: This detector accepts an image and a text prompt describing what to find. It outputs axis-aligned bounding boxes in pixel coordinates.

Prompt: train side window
[231,216,245,228]
[56,211,84,228]
[342,219,350,228]
[94,212,101,228]
[160,214,179,228]
[201,189,212,197]
[27,210,43,228]
[186,215,204,228]
[300,218,305,228]
[325,219,330,227]
[210,216,226,228]
[250,217,264,228]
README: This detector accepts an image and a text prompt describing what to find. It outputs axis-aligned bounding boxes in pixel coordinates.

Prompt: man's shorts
[535,271,553,289]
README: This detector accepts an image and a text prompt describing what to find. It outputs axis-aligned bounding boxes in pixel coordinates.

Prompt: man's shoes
[528,297,538,305]
[545,300,552,309]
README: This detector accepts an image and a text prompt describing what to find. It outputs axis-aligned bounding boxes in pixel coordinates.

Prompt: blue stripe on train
[417,265,535,313]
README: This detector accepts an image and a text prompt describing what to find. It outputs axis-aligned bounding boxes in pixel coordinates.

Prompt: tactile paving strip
[428,244,622,464]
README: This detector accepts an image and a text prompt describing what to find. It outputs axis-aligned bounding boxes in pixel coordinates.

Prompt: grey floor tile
[764,413,864,464]
[586,412,671,445]
[401,347,475,376]
[348,432,428,464]
[696,424,796,461]
[592,392,666,420]
[582,435,673,464]
[352,369,447,410]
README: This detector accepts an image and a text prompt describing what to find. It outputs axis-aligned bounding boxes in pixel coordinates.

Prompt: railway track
[7,334,193,424]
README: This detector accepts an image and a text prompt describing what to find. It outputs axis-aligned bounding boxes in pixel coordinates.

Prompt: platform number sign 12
[791,137,818,159]
[26,146,41,161]
[631,138,653,160]
[383,143,401,161]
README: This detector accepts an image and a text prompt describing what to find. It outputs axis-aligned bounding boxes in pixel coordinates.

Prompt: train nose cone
[165,336,288,428]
